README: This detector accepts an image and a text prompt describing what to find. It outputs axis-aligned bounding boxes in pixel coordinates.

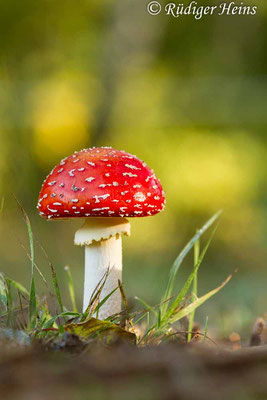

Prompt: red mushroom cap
[37,147,166,219]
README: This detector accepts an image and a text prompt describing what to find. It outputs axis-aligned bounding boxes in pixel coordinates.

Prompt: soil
[1,336,267,400]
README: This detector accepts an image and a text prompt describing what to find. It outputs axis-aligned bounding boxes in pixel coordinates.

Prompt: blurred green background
[0,0,266,339]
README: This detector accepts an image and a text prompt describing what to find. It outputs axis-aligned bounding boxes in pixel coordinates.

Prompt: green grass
[0,200,231,346]
[187,235,200,342]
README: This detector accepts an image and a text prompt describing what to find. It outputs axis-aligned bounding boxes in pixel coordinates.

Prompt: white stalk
[84,235,122,319]
[74,217,130,319]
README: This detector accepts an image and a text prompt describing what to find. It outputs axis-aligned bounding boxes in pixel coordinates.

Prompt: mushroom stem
[84,236,122,318]
[74,217,131,319]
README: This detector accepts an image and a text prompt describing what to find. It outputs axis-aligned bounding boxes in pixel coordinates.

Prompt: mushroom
[37,147,165,319]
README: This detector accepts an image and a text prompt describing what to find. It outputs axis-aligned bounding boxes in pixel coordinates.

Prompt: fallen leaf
[64,317,136,345]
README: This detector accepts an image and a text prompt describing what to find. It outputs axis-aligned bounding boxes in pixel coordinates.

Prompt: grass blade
[0,273,7,310]
[50,263,64,314]
[157,307,162,328]
[118,280,133,329]
[161,210,222,317]
[64,266,77,312]
[6,278,13,327]
[133,311,150,326]
[188,236,200,342]
[203,316,209,342]
[86,267,111,312]
[161,226,218,325]
[83,268,111,318]
[169,273,233,325]
[41,312,80,330]
[22,211,37,327]
[135,296,157,318]
[29,277,37,329]
[118,280,129,314]
[5,277,29,297]
[14,196,37,329]
[19,241,48,287]
[94,286,118,317]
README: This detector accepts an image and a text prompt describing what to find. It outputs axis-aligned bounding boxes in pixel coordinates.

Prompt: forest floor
[1,333,267,400]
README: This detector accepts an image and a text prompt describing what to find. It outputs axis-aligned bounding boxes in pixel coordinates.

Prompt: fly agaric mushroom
[37,147,165,319]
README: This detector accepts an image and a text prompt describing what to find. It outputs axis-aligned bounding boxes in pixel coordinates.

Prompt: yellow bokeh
[160,131,262,212]
[111,128,264,252]
[31,78,90,166]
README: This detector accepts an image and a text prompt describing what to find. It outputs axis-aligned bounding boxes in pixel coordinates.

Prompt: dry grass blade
[19,241,48,287]
[84,268,111,318]
[118,279,134,330]
[166,330,217,345]
[118,279,128,312]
